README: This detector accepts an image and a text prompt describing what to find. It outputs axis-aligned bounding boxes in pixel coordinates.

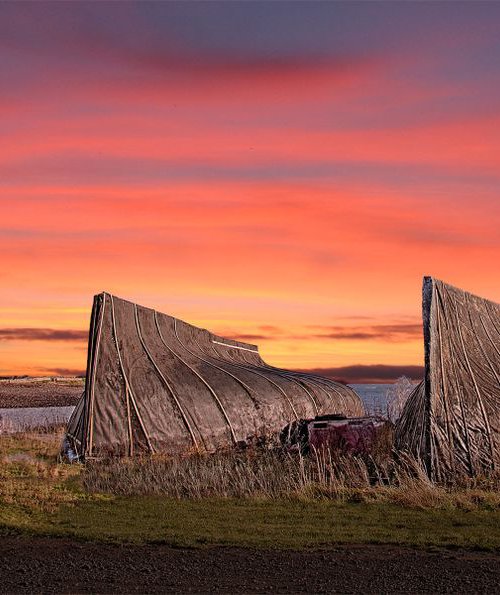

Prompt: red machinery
[281,414,391,456]
[308,415,389,455]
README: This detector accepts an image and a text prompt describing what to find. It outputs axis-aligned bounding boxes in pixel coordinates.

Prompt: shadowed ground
[2,537,499,594]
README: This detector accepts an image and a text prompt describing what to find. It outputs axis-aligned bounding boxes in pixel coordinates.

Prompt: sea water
[0,406,74,432]
[350,384,392,415]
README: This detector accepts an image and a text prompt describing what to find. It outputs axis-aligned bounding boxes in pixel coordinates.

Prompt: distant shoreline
[0,377,84,408]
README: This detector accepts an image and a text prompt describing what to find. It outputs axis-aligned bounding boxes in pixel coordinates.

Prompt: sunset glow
[1,3,499,381]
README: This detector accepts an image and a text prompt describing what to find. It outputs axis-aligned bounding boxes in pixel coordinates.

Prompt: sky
[1,2,500,382]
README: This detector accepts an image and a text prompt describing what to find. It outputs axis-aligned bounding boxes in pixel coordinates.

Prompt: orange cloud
[1,13,499,377]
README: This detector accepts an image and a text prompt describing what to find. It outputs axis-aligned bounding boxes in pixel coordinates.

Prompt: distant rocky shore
[0,377,84,408]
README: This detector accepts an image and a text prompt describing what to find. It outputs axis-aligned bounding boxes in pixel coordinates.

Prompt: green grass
[2,496,500,550]
[1,430,500,551]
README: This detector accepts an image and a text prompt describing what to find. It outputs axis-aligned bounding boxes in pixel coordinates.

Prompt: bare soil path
[1,537,499,593]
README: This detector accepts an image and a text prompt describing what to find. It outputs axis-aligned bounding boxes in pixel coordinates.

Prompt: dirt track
[1,537,499,593]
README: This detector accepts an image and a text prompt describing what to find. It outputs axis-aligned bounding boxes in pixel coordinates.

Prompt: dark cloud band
[0,328,88,341]
[300,364,424,384]
[223,322,422,343]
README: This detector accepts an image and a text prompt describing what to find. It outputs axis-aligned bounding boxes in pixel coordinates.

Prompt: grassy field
[1,429,500,550]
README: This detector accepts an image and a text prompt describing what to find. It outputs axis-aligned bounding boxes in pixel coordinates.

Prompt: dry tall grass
[3,425,499,514]
[83,446,500,510]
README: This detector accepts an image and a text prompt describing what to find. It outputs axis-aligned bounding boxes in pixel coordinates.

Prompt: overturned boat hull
[66,293,365,459]
[395,277,500,480]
